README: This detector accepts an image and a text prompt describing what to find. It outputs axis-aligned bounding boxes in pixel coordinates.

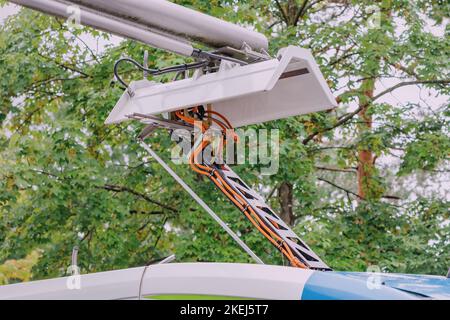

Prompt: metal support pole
[138,140,264,265]
[138,254,176,300]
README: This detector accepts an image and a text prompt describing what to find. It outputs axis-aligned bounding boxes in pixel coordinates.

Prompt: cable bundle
[175,108,308,268]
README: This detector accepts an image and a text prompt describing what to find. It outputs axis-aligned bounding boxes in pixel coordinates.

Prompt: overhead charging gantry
[11,0,337,271]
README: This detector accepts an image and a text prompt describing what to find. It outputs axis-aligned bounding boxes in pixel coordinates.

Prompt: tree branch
[56,20,101,63]
[25,77,83,92]
[315,166,356,173]
[293,0,309,26]
[129,210,166,215]
[303,79,450,145]
[267,20,283,30]
[318,177,360,198]
[275,0,289,25]
[36,52,92,78]
[96,184,178,213]
[381,195,401,200]
[318,177,401,201]
[265,184,279,201]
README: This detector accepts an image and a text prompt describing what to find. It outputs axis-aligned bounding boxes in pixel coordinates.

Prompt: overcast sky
[0,3,17,23]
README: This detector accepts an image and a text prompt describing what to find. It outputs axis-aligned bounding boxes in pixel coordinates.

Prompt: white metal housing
[71,0,268,51]
[9,0,268,55]
[106,46,337,127]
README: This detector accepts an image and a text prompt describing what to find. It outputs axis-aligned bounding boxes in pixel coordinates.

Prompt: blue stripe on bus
[301,272,417,300]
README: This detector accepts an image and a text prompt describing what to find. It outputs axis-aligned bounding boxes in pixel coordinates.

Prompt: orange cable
[175,108,307,268]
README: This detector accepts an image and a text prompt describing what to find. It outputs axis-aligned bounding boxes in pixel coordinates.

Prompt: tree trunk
[356,7,392,200]
[357,81,374,199]
[278,181,295,225]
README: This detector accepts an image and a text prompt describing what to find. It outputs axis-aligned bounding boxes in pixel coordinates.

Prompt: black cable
[114,57,208,88]
[113,49,248,89]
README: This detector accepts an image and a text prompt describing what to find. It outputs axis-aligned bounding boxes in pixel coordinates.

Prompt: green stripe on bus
[146,294,252,300]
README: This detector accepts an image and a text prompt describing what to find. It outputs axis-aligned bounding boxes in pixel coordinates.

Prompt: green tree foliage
[0,249,41,284]
[0,0,448,279]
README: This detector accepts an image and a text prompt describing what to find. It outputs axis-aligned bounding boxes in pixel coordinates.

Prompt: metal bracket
[212,43,271,64]
[138,254,176,300]
[71,246,79,267]
[143,50,149,79]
